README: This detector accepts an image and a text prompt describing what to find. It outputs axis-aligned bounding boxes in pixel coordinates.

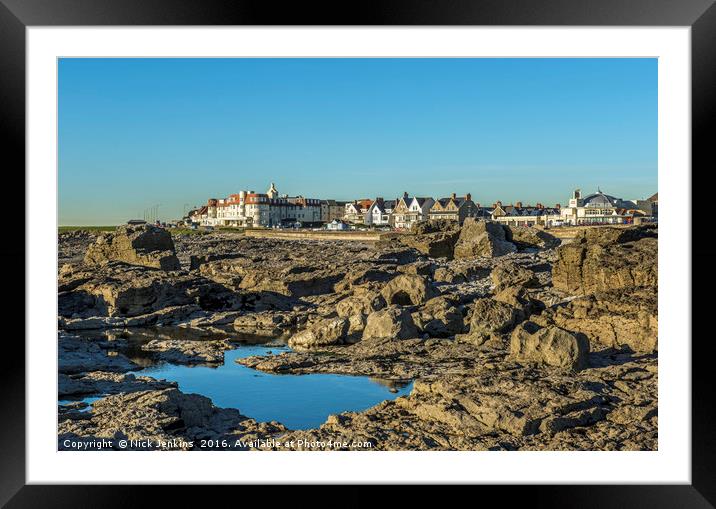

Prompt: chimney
[497,200,502,207]
[555,203,561,209]
[516,201,522,208]
[475,202,481,208]
[451,192,456,199]
[466,193,472,201]
[403,191,409,199]
[536,202,543,209]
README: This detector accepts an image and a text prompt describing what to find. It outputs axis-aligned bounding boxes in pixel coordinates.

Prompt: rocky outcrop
[510,322,589,371]
[362,307,419,341]
[58,388,287,450]
[380,274,439,306]
[491,262,539,292]
[552,226,657,295]
[201,259,345,297]
[59,371,177,398]
[411,296,465,337]
[58,333,137,374]
[506,226,560,250]
[458,298,524,346]
[141,339,233,364]
[398,221,461,259]
[532,287,658,353]
[336,293,386,318]
[84,225,181,271]
[288,317,349,350]
[59,262,238,320]
[233,310,302,337]
[453,219,517,259]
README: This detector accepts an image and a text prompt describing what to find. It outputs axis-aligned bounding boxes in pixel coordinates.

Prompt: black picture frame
[1,0,712,504]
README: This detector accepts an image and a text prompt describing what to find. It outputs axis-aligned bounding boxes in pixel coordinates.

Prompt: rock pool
[130,343,412,430]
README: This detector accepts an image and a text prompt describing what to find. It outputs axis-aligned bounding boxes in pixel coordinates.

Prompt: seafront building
[343,199,373,224]
[392,194,436,230]
[192,183,322,227]
[428,193,481,225]
[558,189,656,226]
[188,183,656,230]
[365,197,397,226]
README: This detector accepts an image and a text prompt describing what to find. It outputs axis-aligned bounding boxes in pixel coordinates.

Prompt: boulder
[362,307,419,341]
[453,219,517,259]
[336,293,386,318]
[288,317,349,350]
[458,298,524,345]
[506,226,560,250]
[532,286,657,353]
[141,339,233,364]
[380,274,439,306]
[493,286,534,315]
[411,296,465,337]
[509,322,589,371]
[84,224,181,271]
[58,262,237,319]
[58,388,287,450]
[491,262,539,292]
[398,220,461,259]
[552,226,657,295]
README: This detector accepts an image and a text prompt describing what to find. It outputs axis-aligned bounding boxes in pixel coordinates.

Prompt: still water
[129,344,412,430]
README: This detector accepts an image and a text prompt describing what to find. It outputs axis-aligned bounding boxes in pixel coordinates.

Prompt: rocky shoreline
[57,221,657,451]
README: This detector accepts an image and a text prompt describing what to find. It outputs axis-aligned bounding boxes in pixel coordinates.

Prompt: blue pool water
[130,344,413,430]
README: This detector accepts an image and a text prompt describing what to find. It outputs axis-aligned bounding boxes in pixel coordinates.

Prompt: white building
[560,189,632,226]
[344,200,372,224]
[199,183,322,227]
[391,194,435,230]
[326,219,349,231]
[365,198,396,226]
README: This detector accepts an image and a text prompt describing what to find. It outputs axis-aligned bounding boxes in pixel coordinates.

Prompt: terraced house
[365,197,397,226]
[392,194,435,230]
[344,199,373,224]
[491,201,562,227]
[428,193,479,225]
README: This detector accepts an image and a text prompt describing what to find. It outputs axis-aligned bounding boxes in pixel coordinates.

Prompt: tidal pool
[131,344,413,430]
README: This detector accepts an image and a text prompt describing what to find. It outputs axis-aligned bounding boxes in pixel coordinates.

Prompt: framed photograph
[3,0,712,503]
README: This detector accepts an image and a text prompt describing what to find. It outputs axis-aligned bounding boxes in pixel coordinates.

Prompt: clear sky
[59,58,657,225]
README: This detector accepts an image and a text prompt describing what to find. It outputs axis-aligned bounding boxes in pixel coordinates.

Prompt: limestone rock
[362,306,419,341]
[59,371,177,398]
[336,293,386,318]
[84,225,181,271]
[380,274,439,306]
[59,262,237,319]
[453,219,517,259]
[459,298,523,345]
[506,226,560,250]
[552,226,657,295]
[58,388,287,450]
[491,262,539,292]
[534,286,658,353]
[288,317,349,350]
[141,338,233,364]
[509,322,589,371]
[399,220,461,259]
[411,296,465,337]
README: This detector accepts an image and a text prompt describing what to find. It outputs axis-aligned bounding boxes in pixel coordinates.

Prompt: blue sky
[59,58,657,225]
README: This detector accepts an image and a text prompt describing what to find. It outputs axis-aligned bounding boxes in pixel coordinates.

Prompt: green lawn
[58,226,117,233]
